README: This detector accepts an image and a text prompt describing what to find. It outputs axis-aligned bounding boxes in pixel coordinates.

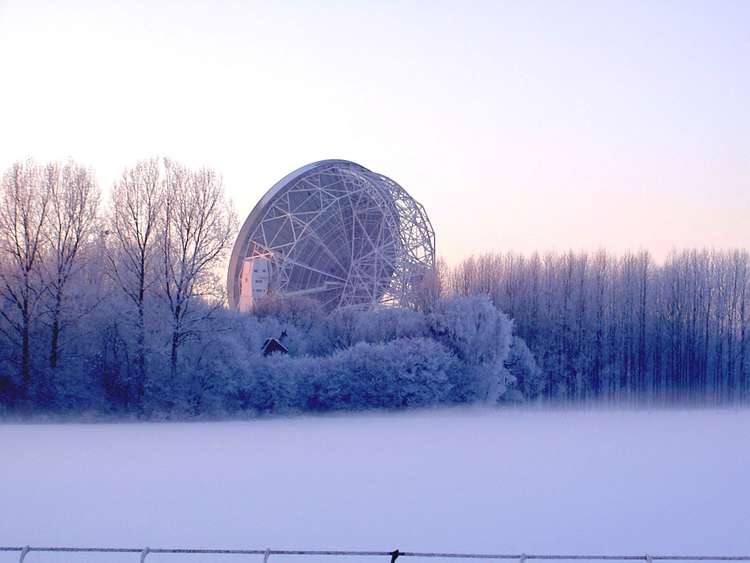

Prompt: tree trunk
[136,303,146,397]
[170,303,182,379]
[49,290,62,369]
[21,314,31,389]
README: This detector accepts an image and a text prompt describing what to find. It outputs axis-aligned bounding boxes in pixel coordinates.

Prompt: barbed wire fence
[1,547,749,563]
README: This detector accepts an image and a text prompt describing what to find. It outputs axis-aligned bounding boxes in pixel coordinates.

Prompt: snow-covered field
[2,408,750,563]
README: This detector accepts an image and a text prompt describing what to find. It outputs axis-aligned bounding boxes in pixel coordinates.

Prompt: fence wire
[1,547,749,562]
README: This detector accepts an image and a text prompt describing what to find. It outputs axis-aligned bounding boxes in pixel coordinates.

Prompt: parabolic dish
[227,159,435,312]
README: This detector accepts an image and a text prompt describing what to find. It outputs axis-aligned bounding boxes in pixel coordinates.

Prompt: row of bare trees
[0,158,236,406]
[446,250,750,404]
[2,157,747,411]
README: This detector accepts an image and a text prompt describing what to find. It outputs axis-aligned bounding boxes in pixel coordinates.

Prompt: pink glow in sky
[0,0,748,262]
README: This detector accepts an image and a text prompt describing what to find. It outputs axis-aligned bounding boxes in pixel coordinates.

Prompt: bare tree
[106,158,164,397]
[0,160,51,389]
[159,160,236,378]
[42,161,100,369]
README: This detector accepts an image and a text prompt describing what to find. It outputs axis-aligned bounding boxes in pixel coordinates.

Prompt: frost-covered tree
[0,160,51,394]
[430,295,514,402]
[41,161,100,370]
[158,160,237,378]
[106,158,164,400]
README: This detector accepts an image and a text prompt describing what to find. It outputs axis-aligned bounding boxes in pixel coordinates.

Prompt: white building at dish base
[227,160,435,313]
[238,257,271,312]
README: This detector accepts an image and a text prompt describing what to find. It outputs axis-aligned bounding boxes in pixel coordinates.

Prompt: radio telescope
[227,159,435,313]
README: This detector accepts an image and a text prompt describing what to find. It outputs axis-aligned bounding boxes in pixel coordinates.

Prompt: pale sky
[1,0,748,263]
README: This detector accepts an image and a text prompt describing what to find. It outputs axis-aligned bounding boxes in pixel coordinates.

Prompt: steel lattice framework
[227,160,435,313]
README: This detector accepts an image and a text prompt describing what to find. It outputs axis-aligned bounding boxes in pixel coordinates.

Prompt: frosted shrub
[430,295,514,402]
[305,337,459,412]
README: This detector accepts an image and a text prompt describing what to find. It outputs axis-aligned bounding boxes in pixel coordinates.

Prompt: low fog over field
[2,409,749,563]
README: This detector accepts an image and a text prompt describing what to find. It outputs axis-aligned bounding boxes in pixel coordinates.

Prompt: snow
[2,408,750,563]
